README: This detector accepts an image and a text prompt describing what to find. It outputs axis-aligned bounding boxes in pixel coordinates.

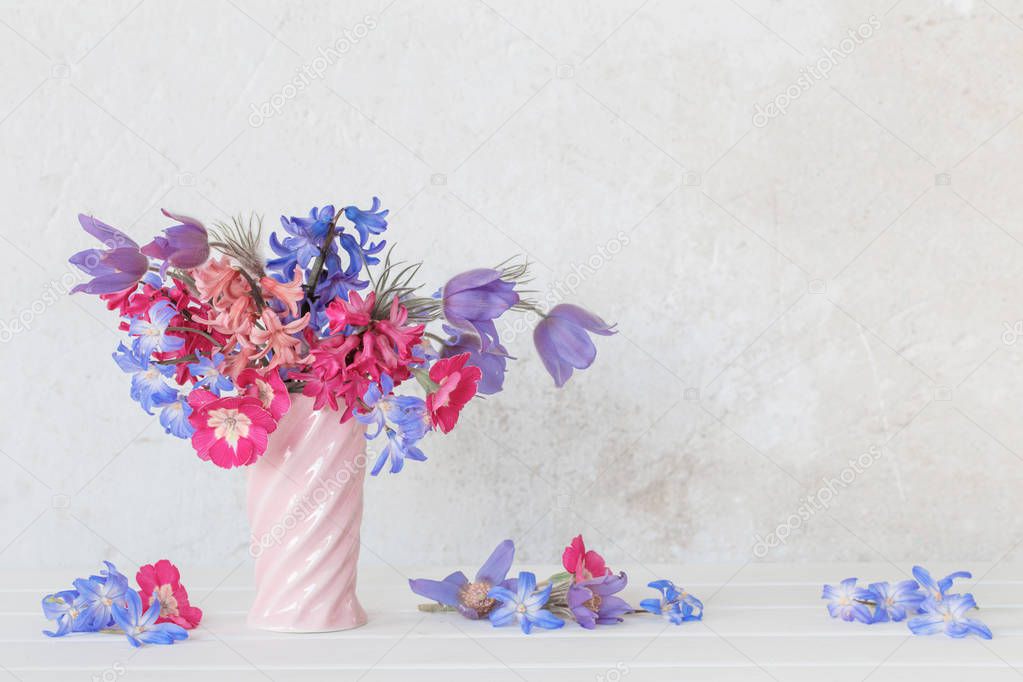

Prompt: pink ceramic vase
[246,395,368,632]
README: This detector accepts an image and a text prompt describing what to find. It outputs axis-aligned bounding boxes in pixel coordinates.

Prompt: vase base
[246,613,368,633]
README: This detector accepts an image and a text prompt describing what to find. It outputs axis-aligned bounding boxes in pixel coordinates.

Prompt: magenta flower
[533,304,616,387]
[442,269,519,350]
[141,209,210,269]
[69,214,148,294]
[187,389,278,468]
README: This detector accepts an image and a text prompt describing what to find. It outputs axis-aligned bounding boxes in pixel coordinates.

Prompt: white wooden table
[3,563,1021,681]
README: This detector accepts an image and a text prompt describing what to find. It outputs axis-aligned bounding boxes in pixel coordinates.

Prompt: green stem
[234,267,266,312]
[304,211,343,306]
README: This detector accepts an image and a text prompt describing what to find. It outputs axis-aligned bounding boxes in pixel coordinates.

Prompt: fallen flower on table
[908,593,992,639]
[567,572,632,629]
[112,590,188,648]
[41,560,197,646]
[821,577,874,624]
[487,571,565,634]
[562,534,611,583]
[409,539,515,619]
[136,560,203,630]
[822,566,991,639]
[640,579,704,625]
[411,536,706,632]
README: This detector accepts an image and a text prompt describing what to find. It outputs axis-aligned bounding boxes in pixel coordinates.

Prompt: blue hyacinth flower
[343,197,388,246]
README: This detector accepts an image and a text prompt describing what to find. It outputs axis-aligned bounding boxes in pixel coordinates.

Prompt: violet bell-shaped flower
[69,214,148,294]
[533,304,616,387]
[141,209,210,269]
[441,269,519,351]
[409,540,515,619]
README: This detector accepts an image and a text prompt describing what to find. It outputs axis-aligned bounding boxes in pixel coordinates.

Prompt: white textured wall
[1,0,1022,574]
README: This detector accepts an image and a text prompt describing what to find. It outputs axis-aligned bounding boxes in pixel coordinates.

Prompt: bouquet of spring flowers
[69,199,615,474]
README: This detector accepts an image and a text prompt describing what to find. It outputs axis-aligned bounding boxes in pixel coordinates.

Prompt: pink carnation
[236,368,291,420]
[187,389,277,468]
[135,559,203,630]
[562,535,611,583]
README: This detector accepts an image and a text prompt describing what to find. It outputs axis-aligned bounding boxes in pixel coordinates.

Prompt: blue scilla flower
[113,343,178,415]
[343,197,388,246]
[41,589,89,637]
[641,579,703,624]
[187,352,233,396]
[370,429,427,476]
[72,561,131,630]
[487,571,565,634]
[128,300,185,357]
[159,395,194,439]
[111,588,188,647]
[868,580,925,622]
[908,594,992,639]
[912,565,972,602]
[821,578,873,624]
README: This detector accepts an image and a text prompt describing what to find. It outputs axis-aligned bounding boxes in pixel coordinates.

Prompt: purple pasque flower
[533,304,616,387]
[141,209,210,269]
[868,580,924,622]
[439,324,510,395]
[567,571,632,629]
[640,579,703,624]
[442,269,519,351]
[409,540,515,619]
[72,561,131,630]
[821,578,873,624]
[111,588,188,647]
[908,594,991,639]
[69,214,149,295]
[912,565,972,602]
[487,571,565,634]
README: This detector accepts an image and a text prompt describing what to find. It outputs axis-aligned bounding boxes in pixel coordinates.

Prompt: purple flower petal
[475,539,514,585]
[408,573,466,607]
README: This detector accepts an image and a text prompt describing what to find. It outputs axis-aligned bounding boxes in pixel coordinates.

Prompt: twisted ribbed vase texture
[247,395,368,632]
